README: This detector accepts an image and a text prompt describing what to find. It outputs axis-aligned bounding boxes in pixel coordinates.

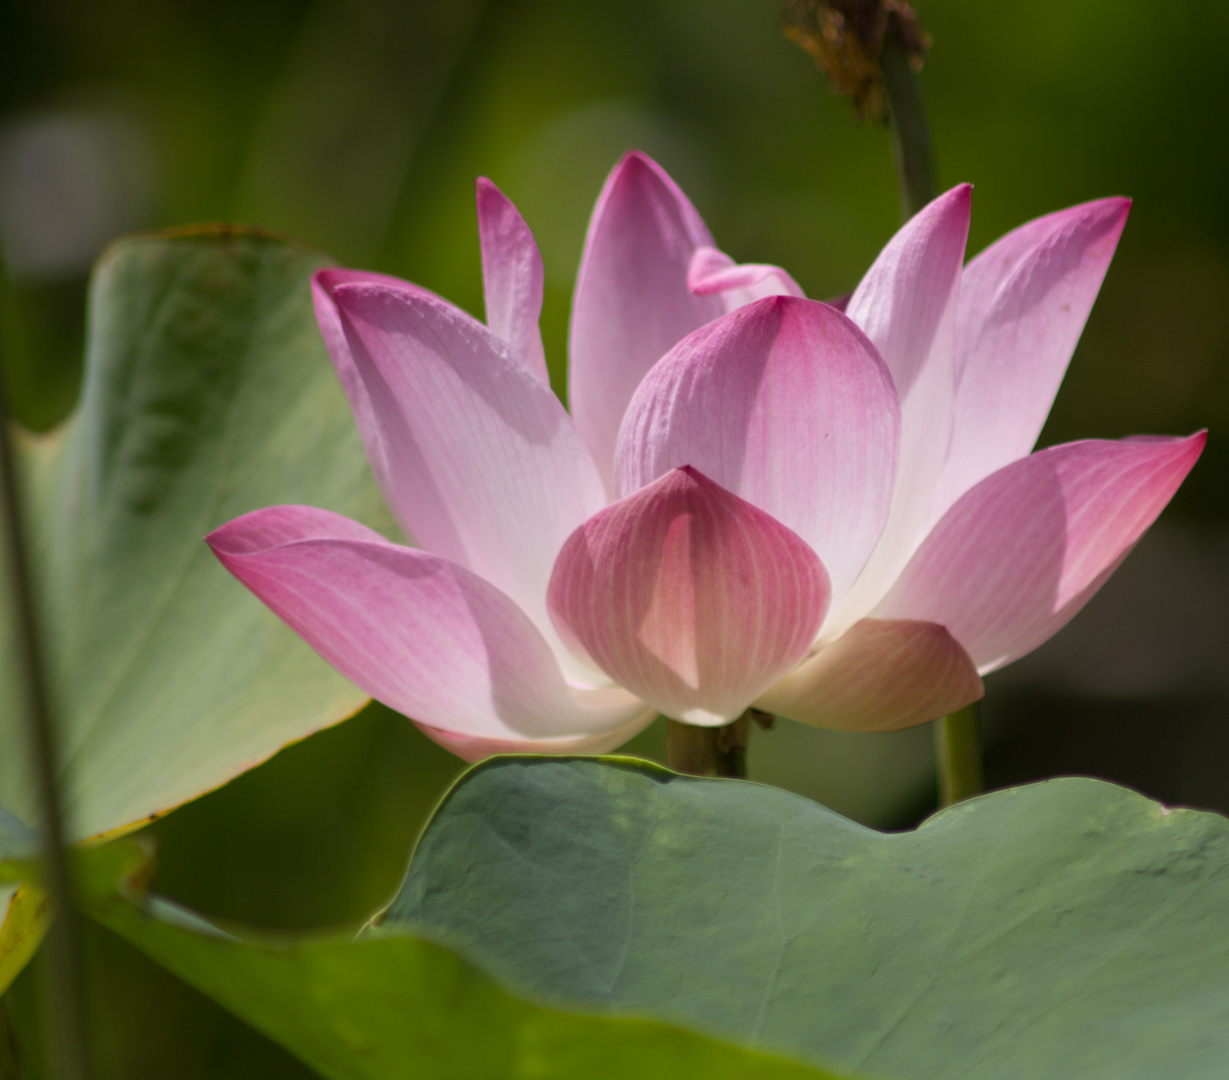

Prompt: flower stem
[934,703,983,807]
[880,23,936,220]
[667,712,765,778]
[0,300,91,1077]
[1,996,20,1078]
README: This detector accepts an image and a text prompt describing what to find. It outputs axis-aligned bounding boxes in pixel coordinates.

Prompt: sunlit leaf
[77,844,849,1080]
[0,227,392,843]
[0,884,50,997]
[389,757,1229,1080]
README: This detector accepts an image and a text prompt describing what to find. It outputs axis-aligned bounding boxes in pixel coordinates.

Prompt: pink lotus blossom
[208,152,1204,759]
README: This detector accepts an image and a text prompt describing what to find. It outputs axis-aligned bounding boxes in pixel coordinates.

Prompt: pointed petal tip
[926,182,972,218]
[569,148,718,488]
[474,176,549,382]
[616,147,653,172]
[474,175,518,216]
[601,149,655,191]
[313,269,444,315]
[206,505,383,560]
[1125,428,1207,464]
[313,266,394,295]
[311,266,349,301]
[1167,428,1208,475]
[882,433,1206,673]
[606,148,689,201]
[1064,195,1133,243]
[206,509,286,559]
[205,524,238,558]
[327,277,443,325]
[1081,193,1132,220]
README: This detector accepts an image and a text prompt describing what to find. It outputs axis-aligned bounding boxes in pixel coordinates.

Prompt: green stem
[934,703,983,807]
[0,270,91,1078]
[1,994,21,1080]
[666,714,754,778]
[880,26,936,220]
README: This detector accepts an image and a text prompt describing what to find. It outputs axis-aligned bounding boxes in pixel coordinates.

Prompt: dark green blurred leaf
[390,757,1229,1080]
[232,0,487,267]
[0,227,393,844]
[148,702,462,931]
[80,859,848,1080]
[7,917,322,1080]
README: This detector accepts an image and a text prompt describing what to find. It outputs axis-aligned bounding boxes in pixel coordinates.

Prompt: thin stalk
[880,26,936,220]
[0,323,90,1076]
[1,994,22,1080]
[934,703,983,807]
[666,714,753,778]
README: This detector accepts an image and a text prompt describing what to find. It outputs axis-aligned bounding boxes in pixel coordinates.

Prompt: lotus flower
[208,152,1203,760]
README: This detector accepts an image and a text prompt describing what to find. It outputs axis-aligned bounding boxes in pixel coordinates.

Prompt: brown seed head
[781,0,931,121]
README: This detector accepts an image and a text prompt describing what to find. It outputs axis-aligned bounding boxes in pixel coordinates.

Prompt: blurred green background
[2,0,1228,1075]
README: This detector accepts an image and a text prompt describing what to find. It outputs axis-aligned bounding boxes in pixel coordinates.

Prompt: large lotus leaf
[388,757,1229,1080]
[0,227,392,844]
[73,842,847,1080]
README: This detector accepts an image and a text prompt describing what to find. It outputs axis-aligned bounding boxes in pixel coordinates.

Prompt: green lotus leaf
[0,226,392,844]
[76,840,849,1080]
[387,757,1229,1080]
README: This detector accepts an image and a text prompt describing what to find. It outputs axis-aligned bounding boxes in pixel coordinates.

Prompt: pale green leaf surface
[0,228,392,841]
[389,757,1229,1080]
[80,856,848,1080]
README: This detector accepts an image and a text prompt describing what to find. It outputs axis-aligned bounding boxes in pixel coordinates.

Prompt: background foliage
[2,0,1228,1075]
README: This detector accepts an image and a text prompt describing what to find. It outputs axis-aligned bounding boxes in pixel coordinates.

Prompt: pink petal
[329,282,608,679]
[934,197,1132,518]
[687,246,805,310]
[568,151,724,491]
[876,433,1206,672]
[616,296,899,606]
[415,710,654,763]
[547,467,831,725]
[207,506,648,741]
[314,269,449,542]
[476,177,549,383]
[756,618,983,732]
[831,184,973,632]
